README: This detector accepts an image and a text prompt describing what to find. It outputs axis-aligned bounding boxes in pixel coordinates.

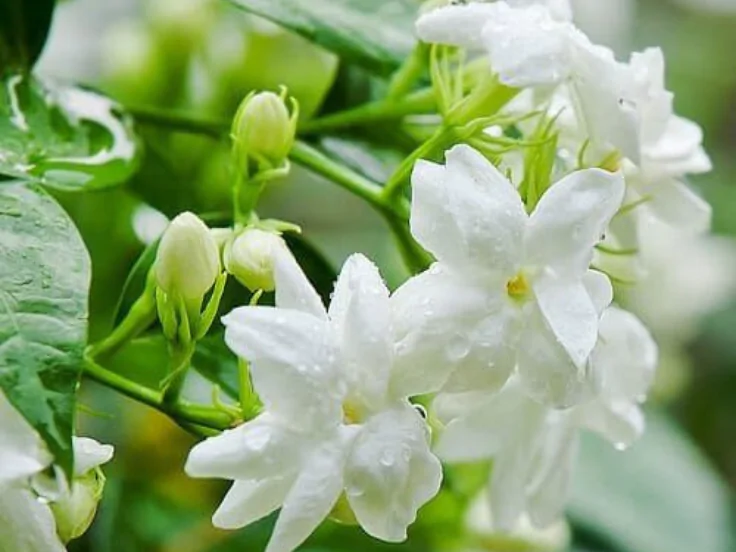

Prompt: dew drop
[447,333,470,361]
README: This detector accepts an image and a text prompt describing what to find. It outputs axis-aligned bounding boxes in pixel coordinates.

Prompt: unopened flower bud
[51,438,114,543]
[224,228,288,291]
[232,90,297,168]
[155,212,221,300]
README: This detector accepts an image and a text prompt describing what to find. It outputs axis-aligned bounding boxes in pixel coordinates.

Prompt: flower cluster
[183,0,709,550]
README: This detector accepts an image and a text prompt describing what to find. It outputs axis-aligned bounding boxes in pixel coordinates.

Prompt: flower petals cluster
[434,307,657,529]
[417,0,711,242]
[417,1,639,162]
[392,143,657,531]
[394,144,624,407]
[186,250,442,552]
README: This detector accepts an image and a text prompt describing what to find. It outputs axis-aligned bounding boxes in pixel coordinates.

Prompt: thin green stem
[386,42,429,100]
[88,284,157,360]
[382,126,456,199]
[384,214,432,274]
[162,342,196,406]
[298,88,436,134]
[129,105,227,138]
[289,141,390,213]
[83,356,234,431]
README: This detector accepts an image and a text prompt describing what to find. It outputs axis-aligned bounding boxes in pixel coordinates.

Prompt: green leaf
[0,182,91,475]
[0,74,140,190]
[0,0,56,70]
[570,410,733,552]
[226,0,418,76]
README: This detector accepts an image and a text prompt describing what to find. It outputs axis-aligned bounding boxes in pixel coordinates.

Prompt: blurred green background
[32,0,736,550]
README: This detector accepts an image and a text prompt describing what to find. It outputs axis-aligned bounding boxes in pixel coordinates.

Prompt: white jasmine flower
[393,144,624,406]
[416,1,639,161]
[186,251,441,552]
[622,48,712,233]
[436,307,657,530]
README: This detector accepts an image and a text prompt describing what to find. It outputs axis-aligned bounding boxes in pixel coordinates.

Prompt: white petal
[415,3,496,49]
[223,306,343,427]
[481,3,575,87]
[526,415,578,528]
[0,392,52,484]
[329,254,392,406]
[509,0,573,21]
[517,305,592,407]
[436,379,544,463]
[73,437,114,476]
[645,116,712,175]
[266,434,350,552]
[487,395,547,531]
[572,51,641,163]
[533,274,599,368]
[345,404,441,542]
[576,400,644,449]
[273,248,327,319]
[582,270,613,315]
[526,168,625,276]
[590,307,658,401]
[0,483,64,552]
[432,390,490,426]
[185,414,305,481]
[440,305,520,394]
[213,477,294,530]
[390,265,517,398]
[645,179,711,234]
[410,145,526,276]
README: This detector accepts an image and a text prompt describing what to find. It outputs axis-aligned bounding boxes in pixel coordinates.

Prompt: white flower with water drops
[622,47,712,234]
[416,1,640,161]
[435,306,657,530]
[392,144,624,406]
[185,250,441,552]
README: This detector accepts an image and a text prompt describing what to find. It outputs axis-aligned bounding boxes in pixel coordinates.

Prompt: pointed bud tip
[155,212,221,300]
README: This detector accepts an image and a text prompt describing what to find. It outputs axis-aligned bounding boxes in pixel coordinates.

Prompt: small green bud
[232,90,298,169]
[155,212,221,301]
[51,469,106,543]
[224,228,288,291]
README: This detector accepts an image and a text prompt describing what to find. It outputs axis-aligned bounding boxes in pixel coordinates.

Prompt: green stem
[88,277,157,360]
[82,356,233,431]
[386,42,429,100]
[129,105,227,138]
[382,126,456,199]
[289,141,391,213]
[162,343,196,406]
[298,88,436,134]
[384,214,432,274]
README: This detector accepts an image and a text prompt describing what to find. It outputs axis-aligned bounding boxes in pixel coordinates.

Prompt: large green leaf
[0,0,56,70]
[0,182,91,475]
[227,0,418,76]
[0,75,140,190]
[570,410,733,552]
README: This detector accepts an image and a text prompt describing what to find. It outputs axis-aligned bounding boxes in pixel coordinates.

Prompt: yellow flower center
[506,273,530,300]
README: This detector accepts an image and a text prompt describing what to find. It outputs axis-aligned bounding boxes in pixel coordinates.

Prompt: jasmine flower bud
[155,212,221,301]
[50,438,114,543]
[232,90,298,169]
[224,228,288,291]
